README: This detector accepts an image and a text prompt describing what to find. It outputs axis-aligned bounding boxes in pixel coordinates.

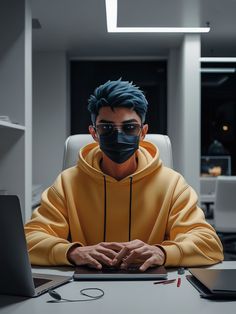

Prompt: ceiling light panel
[201,68,236,73]
[106,0,210,33]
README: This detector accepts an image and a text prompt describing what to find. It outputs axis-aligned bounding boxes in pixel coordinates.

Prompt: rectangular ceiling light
[200,57,236,62]
[105,0,210,33]
[201,68,236,73]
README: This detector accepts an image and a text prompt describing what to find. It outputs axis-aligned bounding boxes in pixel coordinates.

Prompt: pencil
[153,279,176,285]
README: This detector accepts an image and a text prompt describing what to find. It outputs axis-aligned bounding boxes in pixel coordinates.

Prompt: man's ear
[89,125,99,142]
[140,124,148,141]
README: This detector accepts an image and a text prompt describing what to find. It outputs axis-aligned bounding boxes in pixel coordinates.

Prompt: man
[25,79,223,271]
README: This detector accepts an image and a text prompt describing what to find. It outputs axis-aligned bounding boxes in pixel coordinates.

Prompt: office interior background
[1,0,236,258]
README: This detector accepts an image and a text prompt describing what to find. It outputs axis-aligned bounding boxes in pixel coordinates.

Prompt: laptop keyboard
[102,265,140,272]
[33,277,51,288]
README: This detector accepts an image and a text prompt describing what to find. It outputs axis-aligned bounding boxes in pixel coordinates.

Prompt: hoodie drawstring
[103,175,133,242]
[103,175,107,242]
[128,176,133,241]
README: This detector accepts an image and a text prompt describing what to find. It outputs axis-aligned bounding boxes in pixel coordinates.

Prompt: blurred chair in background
[200,177,217,219]
[214,176,236,260]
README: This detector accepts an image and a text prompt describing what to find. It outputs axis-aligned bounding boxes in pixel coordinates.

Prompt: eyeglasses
[94,123,143,136]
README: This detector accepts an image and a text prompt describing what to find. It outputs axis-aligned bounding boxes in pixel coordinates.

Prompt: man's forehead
[98,118,139,124]
[96,107,141,122]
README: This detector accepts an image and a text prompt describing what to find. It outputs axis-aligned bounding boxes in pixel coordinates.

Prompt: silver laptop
[0,195,71,297]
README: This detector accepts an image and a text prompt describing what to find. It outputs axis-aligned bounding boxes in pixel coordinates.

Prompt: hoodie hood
[77,140,163,183]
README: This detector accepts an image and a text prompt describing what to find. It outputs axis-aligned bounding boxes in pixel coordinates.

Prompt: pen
[153,279,176,285]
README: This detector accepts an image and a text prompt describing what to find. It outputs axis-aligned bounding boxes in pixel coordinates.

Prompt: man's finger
[85,257,103,270]
[113,241,145,265]
[97,246,119,259]
[101,242,124,251]
[111,247,129,266]
[122,248,150,265]
[91,252,113,266]
[139,257,155,272]
[123,241,144,252]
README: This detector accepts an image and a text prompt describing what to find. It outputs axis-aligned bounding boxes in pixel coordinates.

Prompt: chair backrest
[200,177,217,195]
[214,176,236,233]
[63,134,173,170]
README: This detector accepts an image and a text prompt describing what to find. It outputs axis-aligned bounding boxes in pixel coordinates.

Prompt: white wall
[0,0,32,221]
[32,52,68,189]
[168,34,201,194]
[25,0,33,220]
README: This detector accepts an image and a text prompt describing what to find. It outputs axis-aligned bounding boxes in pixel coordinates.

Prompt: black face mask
[99,131,140,164]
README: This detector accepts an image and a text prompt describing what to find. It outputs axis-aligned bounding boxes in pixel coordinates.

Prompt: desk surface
[0,262,236,314]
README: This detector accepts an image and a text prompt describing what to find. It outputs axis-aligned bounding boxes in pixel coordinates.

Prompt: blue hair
[88,79,148,124]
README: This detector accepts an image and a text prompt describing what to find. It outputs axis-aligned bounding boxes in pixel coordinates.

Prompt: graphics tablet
[188,268,236,299]
[73,265,167,281]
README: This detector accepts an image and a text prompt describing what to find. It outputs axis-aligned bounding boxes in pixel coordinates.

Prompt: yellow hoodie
[25,140,223,267]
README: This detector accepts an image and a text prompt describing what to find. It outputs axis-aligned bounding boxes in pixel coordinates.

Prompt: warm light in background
[223,125,229,131]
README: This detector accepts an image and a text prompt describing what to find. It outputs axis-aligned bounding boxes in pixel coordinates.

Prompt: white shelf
[0,0,32,222]
[0,120,25,131]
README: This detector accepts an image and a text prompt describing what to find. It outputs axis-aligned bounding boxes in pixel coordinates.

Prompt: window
[201,62,236,175]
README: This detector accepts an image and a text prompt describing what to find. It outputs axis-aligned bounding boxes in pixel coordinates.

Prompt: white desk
[0,262,236,314]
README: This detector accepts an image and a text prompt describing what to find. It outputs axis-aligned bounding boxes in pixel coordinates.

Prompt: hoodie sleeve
[24,175,81,266]
[159,176,224,267]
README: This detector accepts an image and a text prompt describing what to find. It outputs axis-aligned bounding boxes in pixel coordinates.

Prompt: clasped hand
[68,239,165,271]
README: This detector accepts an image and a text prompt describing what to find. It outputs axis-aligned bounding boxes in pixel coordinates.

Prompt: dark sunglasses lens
[122,124,141,135]
[96,124,141,136]
[96,124,113,135]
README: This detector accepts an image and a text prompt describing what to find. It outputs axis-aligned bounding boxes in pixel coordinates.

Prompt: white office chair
[63,134,173,170]
[214,176,236,256]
